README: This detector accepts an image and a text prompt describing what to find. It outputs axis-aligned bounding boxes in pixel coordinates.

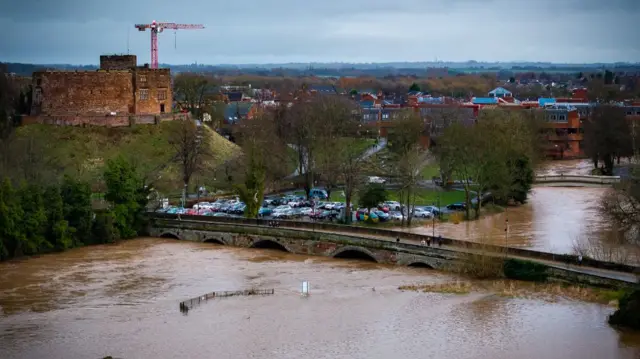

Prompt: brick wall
[100,55,137,70]
[32,71,135,116]
[133,68,172,115]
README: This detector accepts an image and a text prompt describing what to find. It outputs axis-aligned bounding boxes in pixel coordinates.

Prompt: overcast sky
[2,0,639,65]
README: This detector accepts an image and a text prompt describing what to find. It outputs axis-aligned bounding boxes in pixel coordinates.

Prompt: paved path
[166,218,638,284]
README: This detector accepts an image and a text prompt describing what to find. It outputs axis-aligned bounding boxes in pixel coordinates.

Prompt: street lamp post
[505,207,509,257]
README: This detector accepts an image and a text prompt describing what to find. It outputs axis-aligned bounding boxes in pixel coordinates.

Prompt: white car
[382,201,402,211]
[193,202,213,210]
[389,211,404,220]
[368,176,387,184]
[299,207,313,215]
[413,208,433,219]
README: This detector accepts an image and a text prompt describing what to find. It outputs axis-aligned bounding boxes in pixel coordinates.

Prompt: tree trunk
[182,182,188,208]
[474,189,483,220]
[604,155,614,176]
[464,187,471,220]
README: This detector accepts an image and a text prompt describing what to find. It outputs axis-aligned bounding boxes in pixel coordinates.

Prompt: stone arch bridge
[150,218,454,269]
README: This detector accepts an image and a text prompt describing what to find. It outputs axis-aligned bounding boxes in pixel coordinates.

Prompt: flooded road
[404,159,639,260]
[408,187,611,254]
[1,238,639,359]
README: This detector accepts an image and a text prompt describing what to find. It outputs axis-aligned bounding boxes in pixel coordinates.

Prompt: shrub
[503,258,549,282]
[91,211,119,244]
[609,289,640,330]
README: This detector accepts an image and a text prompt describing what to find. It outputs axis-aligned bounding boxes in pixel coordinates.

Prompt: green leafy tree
[104,156,149,239]
[17,183,50,255]
[60,177,93,246]
[91,211,119,244]
[409,83,421,92]
[43,186,74,251]
[0,178,23,259]
[358,184,388,214]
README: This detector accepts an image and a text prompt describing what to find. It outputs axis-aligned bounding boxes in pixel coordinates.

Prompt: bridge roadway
[151,214,638,285]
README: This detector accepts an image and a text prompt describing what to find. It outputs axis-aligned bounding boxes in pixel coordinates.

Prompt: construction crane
[134,20,204,69]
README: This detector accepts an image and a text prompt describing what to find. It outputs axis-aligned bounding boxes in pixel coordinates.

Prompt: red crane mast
[135,20,204,69]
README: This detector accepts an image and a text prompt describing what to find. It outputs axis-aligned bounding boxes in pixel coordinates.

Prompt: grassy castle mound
[14,122,238,196]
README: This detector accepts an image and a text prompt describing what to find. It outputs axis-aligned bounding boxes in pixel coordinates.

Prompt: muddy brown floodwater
[1,238,639,359]
[407,187,610,254]
[404,159,640,260]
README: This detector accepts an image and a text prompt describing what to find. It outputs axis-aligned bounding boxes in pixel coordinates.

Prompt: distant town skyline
[2,0,640,65]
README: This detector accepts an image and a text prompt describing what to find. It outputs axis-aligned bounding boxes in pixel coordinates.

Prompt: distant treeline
[3,61,640,79]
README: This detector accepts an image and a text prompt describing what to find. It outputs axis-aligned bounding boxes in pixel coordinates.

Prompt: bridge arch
[203,238,226,245]
[407,262,435,269]
[250,239,290,252]
[332,246,378,263]
[160,232,182,240]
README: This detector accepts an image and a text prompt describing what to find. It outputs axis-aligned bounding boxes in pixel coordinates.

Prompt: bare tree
[387,110,427,226]
[232,110,289,217]
[173,73,215,120]
[583,105,633,175]
[167,118,212,206]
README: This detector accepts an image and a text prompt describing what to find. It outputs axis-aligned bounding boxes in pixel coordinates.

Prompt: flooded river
[1,238,639,359]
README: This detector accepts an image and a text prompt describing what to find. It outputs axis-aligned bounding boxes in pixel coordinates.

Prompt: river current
[1,238,639,359]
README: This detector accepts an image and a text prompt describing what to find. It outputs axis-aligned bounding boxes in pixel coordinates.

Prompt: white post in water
[301,281,309,297]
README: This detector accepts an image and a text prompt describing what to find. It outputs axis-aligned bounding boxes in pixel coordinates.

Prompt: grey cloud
[1,0,639,64]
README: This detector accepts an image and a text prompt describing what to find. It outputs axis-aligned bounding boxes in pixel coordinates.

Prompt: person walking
[578,255,583,266]
[438,235,442,247]
[396,237,400,243]
[421,239,426,246]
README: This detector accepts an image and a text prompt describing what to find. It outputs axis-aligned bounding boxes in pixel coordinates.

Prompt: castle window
[158,89,167,101]
[140,89,149,100]
[33,88,42,105]
[139,75,147,83]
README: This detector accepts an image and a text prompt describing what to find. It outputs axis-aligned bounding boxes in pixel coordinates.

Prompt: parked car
[413,208,433,218]
[382,201,401,211]
[310,188,329,200]
[368,176,387,184]
[258,207,273,217]
[388,211,403,220]
[422,206,441,216]
[374,210,390,222]
[446,203,466,211]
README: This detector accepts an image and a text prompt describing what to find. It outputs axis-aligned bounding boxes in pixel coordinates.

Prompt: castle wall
[32,71,135,116]
[100,55,137,70]
[134,68,172,115]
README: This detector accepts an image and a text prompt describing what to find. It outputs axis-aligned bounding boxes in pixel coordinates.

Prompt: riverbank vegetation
[0,156,150,261]
[398,280,627,305]
[435,109,541,221]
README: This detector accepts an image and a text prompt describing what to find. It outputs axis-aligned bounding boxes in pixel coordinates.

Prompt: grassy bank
[15,123,238,193]
[399,280,625,305]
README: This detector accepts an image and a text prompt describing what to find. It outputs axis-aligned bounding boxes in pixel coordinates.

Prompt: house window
[558,115,566,122]
[627,111,633,116]
[158,89,167,101]
[139,75,147,83]
[549,115,557,121]
[140,89,149,100]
